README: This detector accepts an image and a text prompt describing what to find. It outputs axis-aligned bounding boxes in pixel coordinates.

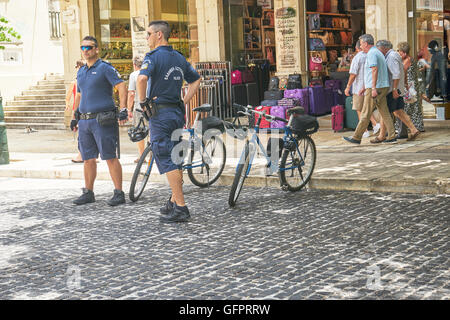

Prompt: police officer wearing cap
[71,36,128,206]
[137,20,201,223]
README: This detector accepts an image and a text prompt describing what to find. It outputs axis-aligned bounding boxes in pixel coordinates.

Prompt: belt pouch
[96,110,117,126]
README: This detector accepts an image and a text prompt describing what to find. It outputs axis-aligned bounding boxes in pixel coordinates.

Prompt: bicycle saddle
[193,104,212,113]
[286,107,305,116]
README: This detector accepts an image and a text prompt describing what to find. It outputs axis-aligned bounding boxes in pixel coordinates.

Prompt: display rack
[261,9,276,68]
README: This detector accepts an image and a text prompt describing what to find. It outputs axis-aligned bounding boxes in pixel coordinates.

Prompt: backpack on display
[309,14,321,30]
[287,74,302,89]
[309,56,323,72]
[268,76,280,91]
[309,38,326,51]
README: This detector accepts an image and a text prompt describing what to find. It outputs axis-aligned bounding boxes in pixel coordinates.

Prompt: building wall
[0,0,64,100]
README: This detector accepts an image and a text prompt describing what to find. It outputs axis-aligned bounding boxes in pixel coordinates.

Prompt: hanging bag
[309,56,323,72]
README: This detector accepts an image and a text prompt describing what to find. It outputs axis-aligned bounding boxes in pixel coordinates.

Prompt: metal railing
[49,11,62,40]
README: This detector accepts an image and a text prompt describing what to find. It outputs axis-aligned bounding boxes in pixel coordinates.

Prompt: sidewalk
[1,118,449,194]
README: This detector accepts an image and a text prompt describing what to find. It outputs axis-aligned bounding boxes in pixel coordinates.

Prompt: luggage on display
[231,70,242,85]
[232,84,247,107]
[344,96,359,130]
[264,90,284,101]
[324,87,334,113]
[286,74,302,89]
[254,106,272,129]
[270,106,288,129]
[268,76,280,91]
[278,98,301,107]
[245,82,259,107]
[325,80,342,91]
[331,105,345,132]
[333,90,345,106]
[308,86,327,116]
[261,99,279,107]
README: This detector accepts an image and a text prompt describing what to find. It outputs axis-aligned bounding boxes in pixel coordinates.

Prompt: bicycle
[129,104,227,202]
[228,104,318,207]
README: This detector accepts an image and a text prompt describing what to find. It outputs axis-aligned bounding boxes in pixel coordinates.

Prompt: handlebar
[233,103,288,123]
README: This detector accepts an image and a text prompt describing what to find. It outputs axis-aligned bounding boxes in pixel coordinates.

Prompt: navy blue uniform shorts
[386,91,405,113]
[149,107,185,174]
[78,119,118,161]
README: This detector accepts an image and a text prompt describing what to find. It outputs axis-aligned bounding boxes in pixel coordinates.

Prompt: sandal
[370,136,385,144]
[134,158,140,163]
[71,159,83,163]
[407,131,420,141]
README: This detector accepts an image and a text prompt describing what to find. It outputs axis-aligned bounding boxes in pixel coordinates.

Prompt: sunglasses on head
[80,45,95,51]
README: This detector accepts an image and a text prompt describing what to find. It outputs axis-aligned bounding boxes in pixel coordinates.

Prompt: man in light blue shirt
[344,34,396,145]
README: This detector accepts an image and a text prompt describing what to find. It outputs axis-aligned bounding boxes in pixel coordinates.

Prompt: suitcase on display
[245,82,260,107]
[270,106,287,129]
[333,90,345,106]
[308,86,326,116]
[254,106,272,129]
[344,96,359,130]
[261,99,279,107]
[264,90,284,101]
[324,87,334,113]
[232,84,247,107]
[331,105,345,132]
[283,88,310,115]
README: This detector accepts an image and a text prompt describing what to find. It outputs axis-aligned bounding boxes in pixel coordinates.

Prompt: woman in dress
[398,42,425,132]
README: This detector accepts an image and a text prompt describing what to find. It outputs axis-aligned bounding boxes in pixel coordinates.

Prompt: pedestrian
[398,42,425,132]
[127,55,147,162]
[417,49,431,103]
[375,40,420,142]
[344,40,380,138]
[65,59,85,163]
[137,20,201,223]
[71,36,129,206]
[343,34,396,145]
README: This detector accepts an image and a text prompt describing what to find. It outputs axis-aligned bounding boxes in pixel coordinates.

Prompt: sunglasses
[80,45,95,51]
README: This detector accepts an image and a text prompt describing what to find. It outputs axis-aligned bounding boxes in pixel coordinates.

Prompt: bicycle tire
[129,145,154,202]
[188,135,226,188]
[228,141,251,207]
[279,135,316,192]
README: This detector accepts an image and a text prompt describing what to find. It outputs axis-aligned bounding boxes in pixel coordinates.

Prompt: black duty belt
[153,103,179,110]
[79,112,98,120]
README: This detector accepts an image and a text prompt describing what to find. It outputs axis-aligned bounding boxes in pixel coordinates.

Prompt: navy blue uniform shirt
[77,59,123,113]
[139,46,200,104]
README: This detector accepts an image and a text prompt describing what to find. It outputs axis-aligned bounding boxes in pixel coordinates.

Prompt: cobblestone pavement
[0,178,449,300]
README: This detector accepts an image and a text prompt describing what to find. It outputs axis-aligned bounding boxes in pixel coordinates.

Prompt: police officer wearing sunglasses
[71,36,128,206]
[137,20,201,223]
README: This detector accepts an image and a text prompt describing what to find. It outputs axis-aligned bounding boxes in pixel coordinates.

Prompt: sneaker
[373,123,381,135]
[362,131,370,138]
[107,189,126,206]
[160,197,174,215]
[382,138,398,144]
[343,136,361,145]
[160,204,191,223]
[73,188,95,205]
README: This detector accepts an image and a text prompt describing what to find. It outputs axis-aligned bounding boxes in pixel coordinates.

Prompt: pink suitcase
[331,105,344,132]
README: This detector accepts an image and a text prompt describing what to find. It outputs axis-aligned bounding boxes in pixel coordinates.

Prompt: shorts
[149,107,185,174]
[386,91,405,113]
[352,94,364,111]
[78,119,118,161]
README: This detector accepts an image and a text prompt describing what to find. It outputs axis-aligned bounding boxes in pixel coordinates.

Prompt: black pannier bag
[291,115,319,136]
[200,116,225,134]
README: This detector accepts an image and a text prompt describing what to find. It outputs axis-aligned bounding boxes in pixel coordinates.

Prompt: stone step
[14,94,66,101]
[5,122,66,130]
[3,105,65,111]
[23,89,66,95]
[44,74,64,81]
[4,116,64,124]
[37,80,65,86]
[6,100,65,106]
[4,110,65,117]
[30,85,66,90]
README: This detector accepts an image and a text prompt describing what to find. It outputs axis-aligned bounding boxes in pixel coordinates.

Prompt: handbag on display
[309,56,324,72]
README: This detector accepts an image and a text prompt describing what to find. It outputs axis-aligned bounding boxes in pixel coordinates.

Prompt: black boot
[73,188,95,205]
[160,204,191,223]
[107,189,126,206]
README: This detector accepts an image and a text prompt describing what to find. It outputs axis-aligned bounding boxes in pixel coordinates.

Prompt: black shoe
[160,204,191,223]
[73,188,95,205]
[107,189,126,206]
[343,136,361,145]
[397,135,408,139]
[383,138,398,144]
[160,197,174,215]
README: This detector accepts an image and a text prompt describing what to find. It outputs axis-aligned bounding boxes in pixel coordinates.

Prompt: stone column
[196,0,225,61]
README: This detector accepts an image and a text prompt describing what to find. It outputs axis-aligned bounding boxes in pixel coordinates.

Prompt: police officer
[72,36,128,206]
[137,20,201,223]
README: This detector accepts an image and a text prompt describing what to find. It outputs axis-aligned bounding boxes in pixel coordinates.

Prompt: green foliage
[0,16,21,50]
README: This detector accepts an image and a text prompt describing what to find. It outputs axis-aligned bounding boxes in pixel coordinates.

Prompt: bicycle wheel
[279,135,316,192]
[188,135,226,188]
[129,145,154,202]
[228,141,251,207]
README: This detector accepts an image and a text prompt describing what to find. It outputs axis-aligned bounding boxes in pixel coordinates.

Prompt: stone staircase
[3,74,66,130]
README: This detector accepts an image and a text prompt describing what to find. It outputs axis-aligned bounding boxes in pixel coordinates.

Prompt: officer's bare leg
[137,139,146,157]
[84,158,97,191]
[167,169,185,207]
[106,158,123,191]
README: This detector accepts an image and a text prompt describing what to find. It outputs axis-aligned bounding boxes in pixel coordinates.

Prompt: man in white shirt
[345,40,380,138]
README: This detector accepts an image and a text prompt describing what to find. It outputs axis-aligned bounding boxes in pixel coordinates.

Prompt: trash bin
[0,94,10,165]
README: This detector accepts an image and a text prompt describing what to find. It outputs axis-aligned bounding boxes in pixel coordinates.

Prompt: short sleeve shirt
[385,49,406,94]
[128,70,141,110]
[77,59,123,113]
[349,51,367,94]
[364,47,390,89]
[139,46,200,104]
